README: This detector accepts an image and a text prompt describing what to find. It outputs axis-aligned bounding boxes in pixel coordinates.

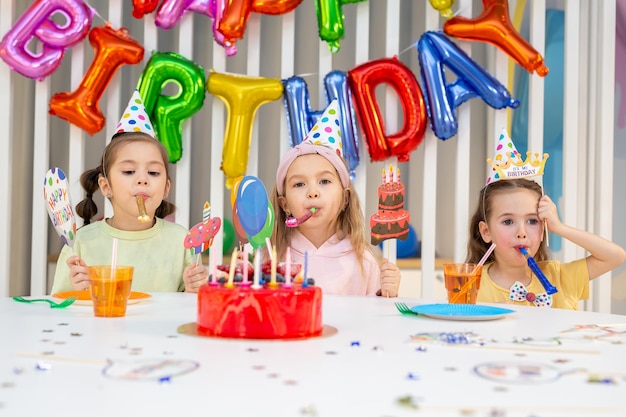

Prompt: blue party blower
[518,247,558,295]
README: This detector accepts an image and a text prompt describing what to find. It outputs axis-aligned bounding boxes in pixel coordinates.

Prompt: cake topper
[184,201,222,265]
[114,89,155,137]
[370,164,411,246]
[486,128,549,185]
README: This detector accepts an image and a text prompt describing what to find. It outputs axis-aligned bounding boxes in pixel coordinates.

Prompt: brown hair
[465,178,548,264]
[75,133,176,224]
[271,179,372,276]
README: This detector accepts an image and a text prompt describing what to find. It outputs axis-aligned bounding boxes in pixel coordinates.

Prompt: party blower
[286,208,316,227]
[518,247,558,295]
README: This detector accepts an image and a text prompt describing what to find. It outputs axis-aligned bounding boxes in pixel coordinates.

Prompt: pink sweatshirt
[289,230,380,295]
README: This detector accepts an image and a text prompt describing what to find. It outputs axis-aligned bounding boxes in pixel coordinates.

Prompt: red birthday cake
[370,166,410,245]
[197,261,323,339]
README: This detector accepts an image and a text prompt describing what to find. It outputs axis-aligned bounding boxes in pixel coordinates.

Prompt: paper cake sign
[44,168,76,247]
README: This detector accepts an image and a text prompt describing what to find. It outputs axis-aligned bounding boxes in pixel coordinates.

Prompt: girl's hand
[380,258,401,298]
[537,195,562,232]
[183,263,208,293]
[67,255,90,291]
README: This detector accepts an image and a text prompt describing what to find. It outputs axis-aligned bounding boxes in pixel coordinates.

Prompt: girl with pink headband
[271,100,401,296]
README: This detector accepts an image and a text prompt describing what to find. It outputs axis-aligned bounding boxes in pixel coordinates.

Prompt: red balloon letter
[348,57,427,162]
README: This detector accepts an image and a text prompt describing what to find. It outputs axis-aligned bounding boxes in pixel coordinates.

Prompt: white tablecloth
[1,293,625,417]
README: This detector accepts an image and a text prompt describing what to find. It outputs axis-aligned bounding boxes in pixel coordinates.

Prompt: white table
[1,293,625,417]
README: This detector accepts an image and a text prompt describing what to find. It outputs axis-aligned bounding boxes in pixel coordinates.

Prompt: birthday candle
[303,250,308,287]
[285,247,291,287]
[270,246,277,287]
[396,167,400,184]
[382,168,386,185]
[242,246,249,283]
[209,248,217,285]
[226,248,237,288]
[252,249,261,289]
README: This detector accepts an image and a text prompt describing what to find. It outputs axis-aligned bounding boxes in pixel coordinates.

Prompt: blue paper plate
[410,304,515,321]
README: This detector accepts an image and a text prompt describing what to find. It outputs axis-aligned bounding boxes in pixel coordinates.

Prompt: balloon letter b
[49,25,144,135]
[0,0,93,80]
[208,71,283,189]
[348,57,427,162]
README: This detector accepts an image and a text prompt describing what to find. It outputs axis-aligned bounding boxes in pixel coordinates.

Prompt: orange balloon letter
[49,24,144,135]
[443,0,548,76]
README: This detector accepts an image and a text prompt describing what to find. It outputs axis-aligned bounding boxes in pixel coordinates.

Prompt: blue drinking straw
[518,247,558,295]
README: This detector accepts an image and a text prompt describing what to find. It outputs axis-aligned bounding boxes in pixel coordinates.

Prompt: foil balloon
[138,51,206,163]
[348,57,427,162]
[443,0,549,76]
[315,0,366,53]
[210,0,237,56]
[282,71,360,180]
[221,218,237,254]
[235,176,269,237]
[248,202,275,250]
[49,25,144,135]
[218,0,303,50]
[417,31,519,140]
[429,0,455,20]
[44,167,77,248]
[132,0,160,19]
[156,0,213,30]
[0,0,93,80]
[207,70,283,189]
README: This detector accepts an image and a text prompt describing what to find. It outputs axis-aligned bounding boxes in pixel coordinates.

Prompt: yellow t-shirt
[476,259,589,310]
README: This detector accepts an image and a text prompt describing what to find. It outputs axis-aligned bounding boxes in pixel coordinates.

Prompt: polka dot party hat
[302,99,343,158]
[115,90,155,137]
[485,128,549,185]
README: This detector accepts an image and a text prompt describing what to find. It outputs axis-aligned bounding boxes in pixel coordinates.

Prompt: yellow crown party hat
[486,128,549,185]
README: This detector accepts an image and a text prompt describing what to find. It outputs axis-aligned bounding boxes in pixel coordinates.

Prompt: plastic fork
[12,296,78,309]
[394,302,419,316]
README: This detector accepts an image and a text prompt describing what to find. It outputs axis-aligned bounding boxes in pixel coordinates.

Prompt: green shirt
[51,218,194,294]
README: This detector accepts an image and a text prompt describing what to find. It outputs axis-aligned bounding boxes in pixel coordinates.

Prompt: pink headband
[275,142,350,195]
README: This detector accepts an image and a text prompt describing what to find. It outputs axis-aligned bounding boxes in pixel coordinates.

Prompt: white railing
[0,0,617,312]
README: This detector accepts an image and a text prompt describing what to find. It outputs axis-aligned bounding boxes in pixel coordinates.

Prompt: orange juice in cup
[443,263,482,304]
[88,266,134,317]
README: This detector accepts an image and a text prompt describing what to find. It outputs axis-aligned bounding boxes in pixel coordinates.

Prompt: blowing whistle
[136,195,151,223]
[518,247,558,295]
[285,208,316,227]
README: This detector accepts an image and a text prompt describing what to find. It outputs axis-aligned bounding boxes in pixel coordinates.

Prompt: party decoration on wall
[49,25,144,135]
[370,165,410,245]
[315,0,366,53]
[138,51,206,163]
[44,167,76,247]
[428,0,455,19]
[0,0,93,80]
[207,71,284,188]
[417,31,519,140]
[282,71,360,180]
[443,0,549,76]
[210,0,237,56]
[348,57,427,162]
[231,175,274,249]
[132,0,160,19]
[155,0,213,30]
[218,0,303,51]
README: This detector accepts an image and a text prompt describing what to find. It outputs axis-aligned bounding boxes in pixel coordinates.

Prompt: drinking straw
[451,243,496,303]
[109,238,119,316]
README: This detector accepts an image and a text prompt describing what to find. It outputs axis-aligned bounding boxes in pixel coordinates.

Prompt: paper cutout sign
[43,167,76,247]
